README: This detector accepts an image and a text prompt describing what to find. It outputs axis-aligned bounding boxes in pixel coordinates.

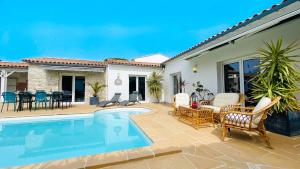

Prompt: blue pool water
[0,108,152,167]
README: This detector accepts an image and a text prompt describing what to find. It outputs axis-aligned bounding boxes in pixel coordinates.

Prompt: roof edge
[163,0,298,64]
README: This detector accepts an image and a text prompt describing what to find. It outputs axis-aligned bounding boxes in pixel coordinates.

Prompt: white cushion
[225,113,257,128]
[212,93,240,107]
[252,97,272,125]
[175,93,190,108]
[200,105,221,113]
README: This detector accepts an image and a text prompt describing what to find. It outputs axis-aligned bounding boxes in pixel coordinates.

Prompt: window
[61,75,85,102]
[75,76,85,102]
[223,58,260,105]
[128,76,146,101]
[172,73,182,95]
[224,62,240,93]
[243,58,260,105]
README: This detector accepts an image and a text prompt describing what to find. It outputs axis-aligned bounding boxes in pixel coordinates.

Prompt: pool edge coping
[3,105,183,169]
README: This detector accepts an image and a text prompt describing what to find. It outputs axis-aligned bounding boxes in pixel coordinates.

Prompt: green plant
[88,82,106,97]
[147,72,163,103]
[104,58,128,61]
[192,81,214,100]
[251,38,300,113]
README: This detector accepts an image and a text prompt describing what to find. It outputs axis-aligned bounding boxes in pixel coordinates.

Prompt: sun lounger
[98,93,121,107]
[120,92,139,106]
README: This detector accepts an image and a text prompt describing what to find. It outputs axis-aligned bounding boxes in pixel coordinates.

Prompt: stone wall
[28,64,48,91]
[85,72,106,102]
[27,64,106,103]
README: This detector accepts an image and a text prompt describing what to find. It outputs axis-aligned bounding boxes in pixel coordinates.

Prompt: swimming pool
[0,108,152,168]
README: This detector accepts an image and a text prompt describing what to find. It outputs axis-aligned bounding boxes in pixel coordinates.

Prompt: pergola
[0,62,28,101]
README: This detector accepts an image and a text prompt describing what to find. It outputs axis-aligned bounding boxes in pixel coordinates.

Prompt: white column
[72,76,75,103]
[0,70,7,102]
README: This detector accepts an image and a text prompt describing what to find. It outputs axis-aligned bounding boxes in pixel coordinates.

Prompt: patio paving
[1,103,300,169]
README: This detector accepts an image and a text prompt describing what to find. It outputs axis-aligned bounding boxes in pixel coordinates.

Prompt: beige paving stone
[259,153,300,169]
[85,151,128,168]
[258,165,286,169]
[41,157,87,169]
[194,143,223,158]
[181,144,196,155]
[101,160,148,169]
[218,159,248,169]
[126,147,154,160]
[184,154,224,169]
[6,163,45,169]
[146,154,196,169]
[150,141,181,156]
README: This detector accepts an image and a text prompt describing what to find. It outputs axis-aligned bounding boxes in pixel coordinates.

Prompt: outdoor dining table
[17,92,34,111]
[15,91,72,111]
[50,92,72,109]
[17,92,53,111]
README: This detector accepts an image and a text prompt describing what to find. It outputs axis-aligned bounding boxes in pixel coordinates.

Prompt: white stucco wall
[106,64,163,103]
[164,17,300,103]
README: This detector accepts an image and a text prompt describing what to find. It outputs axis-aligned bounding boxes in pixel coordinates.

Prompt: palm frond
[147,71,163,103]
[88,82,107,97]
[251,38,300,113]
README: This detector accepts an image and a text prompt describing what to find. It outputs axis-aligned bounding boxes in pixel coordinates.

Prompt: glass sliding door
[243,58,260,105]
[62,76,73,94]
[128,76,145,101]
[129,76,137,95]
[61,75,85,103]
[172,73,182,95]
[138,77,145,101]
[223,58,260,105]
[224,62,240,93]
[75,76,85,102]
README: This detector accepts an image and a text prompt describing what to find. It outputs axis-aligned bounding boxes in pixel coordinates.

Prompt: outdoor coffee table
[178,106,214,129]
[194,107,215,128]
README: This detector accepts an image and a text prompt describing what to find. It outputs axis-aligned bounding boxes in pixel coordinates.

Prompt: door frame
[221,56,259,94]
[128,75,147,102]
[170,72,182,95]
[60,73,86,104]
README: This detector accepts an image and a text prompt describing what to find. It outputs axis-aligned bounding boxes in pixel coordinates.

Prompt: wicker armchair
[172,93,191,116]
[221,97,280,148]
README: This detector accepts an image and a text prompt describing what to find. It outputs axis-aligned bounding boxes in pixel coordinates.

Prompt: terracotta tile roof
[22,57,161,68]
[23,57,106,67]
[0,62,28,69]
[104,59,161,67]
[165,0,295,63]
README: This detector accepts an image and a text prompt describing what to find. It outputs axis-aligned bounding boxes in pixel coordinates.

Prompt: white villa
[0,55,164,104]
[1,0,300,105]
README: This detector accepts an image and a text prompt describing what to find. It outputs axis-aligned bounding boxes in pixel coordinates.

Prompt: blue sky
[0,0,282,62]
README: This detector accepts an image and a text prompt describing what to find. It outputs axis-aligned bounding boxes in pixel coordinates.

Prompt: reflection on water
[0,109,151,167]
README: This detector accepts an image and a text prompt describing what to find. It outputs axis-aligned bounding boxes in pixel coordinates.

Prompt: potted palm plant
[88,82,106,105]
[251,38,300,136]
[147,72,163,103]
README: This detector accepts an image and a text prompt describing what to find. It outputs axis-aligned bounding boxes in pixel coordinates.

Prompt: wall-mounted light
[192,64,198,73]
